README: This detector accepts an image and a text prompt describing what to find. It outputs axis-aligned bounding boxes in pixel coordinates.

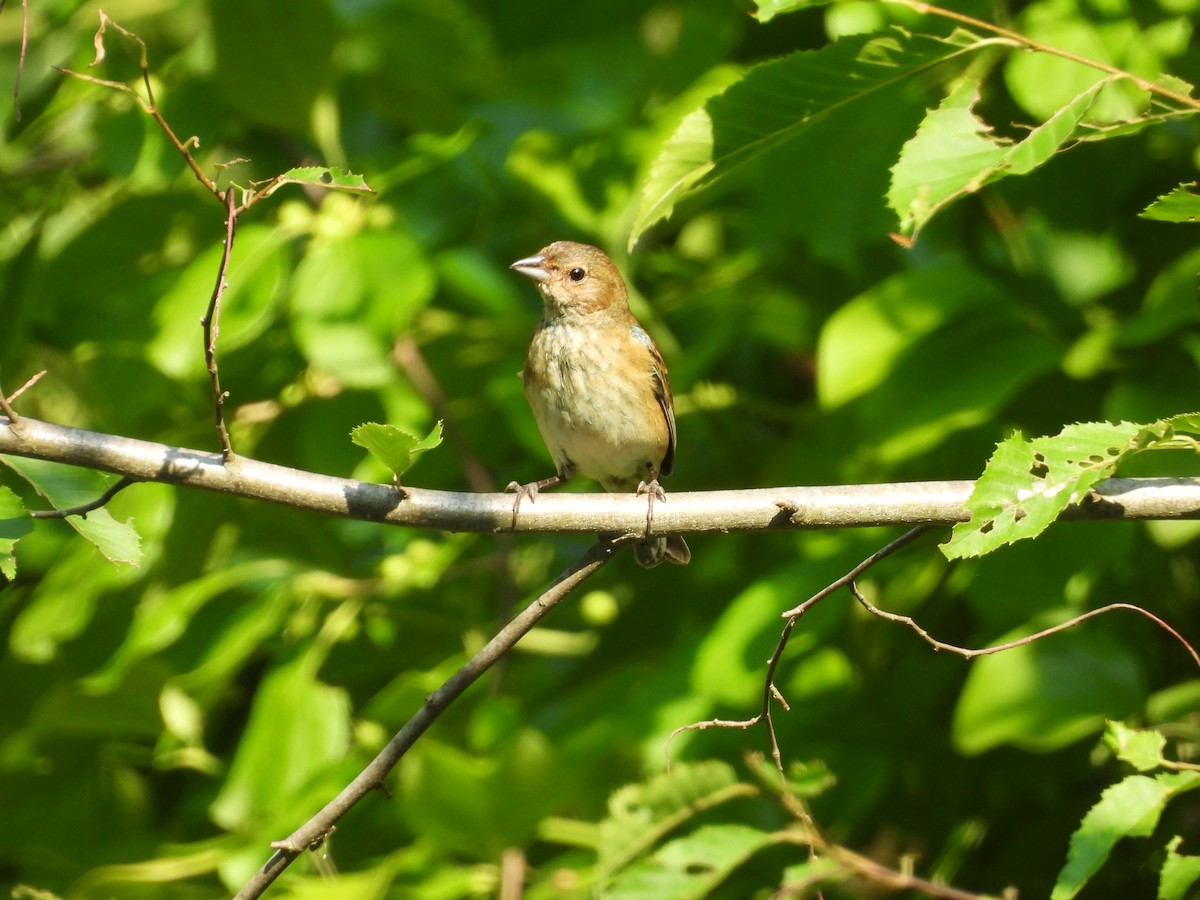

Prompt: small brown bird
[509,241,690,567]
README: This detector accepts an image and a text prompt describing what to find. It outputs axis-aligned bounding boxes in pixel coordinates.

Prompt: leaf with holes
[944,420,1179,558]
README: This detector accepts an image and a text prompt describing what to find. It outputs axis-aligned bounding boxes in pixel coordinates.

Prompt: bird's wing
[631,324,676,478]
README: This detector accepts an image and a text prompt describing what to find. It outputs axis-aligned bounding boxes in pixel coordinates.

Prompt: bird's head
[510,241,629,319]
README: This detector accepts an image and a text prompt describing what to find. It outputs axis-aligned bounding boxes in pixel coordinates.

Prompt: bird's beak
[510,254,550,284]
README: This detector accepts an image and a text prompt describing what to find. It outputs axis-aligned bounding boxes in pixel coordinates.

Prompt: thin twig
[6,0,29,121]
[29,476,137,519]
[202,188,237,459]
[0,376,20,425]
[780,525,935,618]
[232,538,617,900]
[668,528,936,771]
[895,0,1200,112]
[851,584,1200,669]
[5,369,44,406]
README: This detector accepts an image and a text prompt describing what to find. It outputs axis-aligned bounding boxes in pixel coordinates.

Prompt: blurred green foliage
[2,0,1200,896]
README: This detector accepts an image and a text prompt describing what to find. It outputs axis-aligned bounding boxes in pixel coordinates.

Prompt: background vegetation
[2,0,1200,896]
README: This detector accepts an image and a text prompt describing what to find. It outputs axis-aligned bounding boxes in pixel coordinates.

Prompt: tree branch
[232,538,617,900]
[4,416,1200,538]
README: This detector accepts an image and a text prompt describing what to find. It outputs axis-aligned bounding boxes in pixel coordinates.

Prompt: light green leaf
[953,626,1146,755]
[209,655,352,831]
[598,761,748,879]
[351,421,444,479]
[630,28,997,245]
[1052,771,1200,900]
[256,166,374,200]
[1160,835,1200,900]
[608,824,779,899]
[1,456,141,566]
[149,223,287,378]
[1141,182,1200,223]
[752,0,828,22]
[1105,721,1168,773]
[944,419,1184,558]
[889,78,1110,236]
[0,485,31,580]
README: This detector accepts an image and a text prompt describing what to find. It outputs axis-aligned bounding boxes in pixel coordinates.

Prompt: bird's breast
[523,321,669,491]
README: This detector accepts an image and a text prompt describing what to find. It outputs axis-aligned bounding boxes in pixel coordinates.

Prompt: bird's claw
[636,478,667,502]
[505,480,540,530]
[636,478,667,537]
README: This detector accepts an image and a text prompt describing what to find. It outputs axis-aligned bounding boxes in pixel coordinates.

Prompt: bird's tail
[634,534,691,568]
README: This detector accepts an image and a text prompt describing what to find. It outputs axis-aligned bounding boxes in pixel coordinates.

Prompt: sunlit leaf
[1,456,142,566]
[1105,721,1168,773]
[630,28,998,245]
[944,418,1197,558]
[889,78,1110,236]
[255,166,375,200]
[1051,771,1200,900]
[1140,182,1200,223]
[0,485,31,580]
[351,421,444,479]
[1160,836,1200,900]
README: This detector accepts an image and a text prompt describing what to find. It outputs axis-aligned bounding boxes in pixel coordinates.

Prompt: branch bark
[5,416,1200,535]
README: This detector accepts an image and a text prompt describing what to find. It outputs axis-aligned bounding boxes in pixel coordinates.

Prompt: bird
[508,240,691,568]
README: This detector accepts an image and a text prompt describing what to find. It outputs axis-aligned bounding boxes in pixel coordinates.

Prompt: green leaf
[944,420,1183,558]
[889,77,1110,237]
[608,824,780,899]
[1141,183,1200,223]
[1105,721,1168,772]
[209,654,352,831]
[1160,835,1200,900]
[0,485,32,580]
[351,421,444,479]
[1051,771,1200,900]
[291,231,436,388]
[752,0,829,22]
[597,761,748,879]
[953,626,1146,755]
[629,28,997,245]
[256,166,374,200]
[0,456,142,566]
[148,223,287,378]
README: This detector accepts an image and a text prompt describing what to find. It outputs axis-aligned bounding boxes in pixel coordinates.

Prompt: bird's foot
[636,477,666,537]
[505,474,565,529]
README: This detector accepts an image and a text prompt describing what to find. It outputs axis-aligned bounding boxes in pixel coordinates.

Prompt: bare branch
[5,0,29,121]
[669,527,937,771]
[28,476,137,519]
[202,189,237,458]
[232,538,617,899]
[851,584,1200,670]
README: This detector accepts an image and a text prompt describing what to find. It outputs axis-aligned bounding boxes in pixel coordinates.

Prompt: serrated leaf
[350,421,443,478]
[0,485,32,580]
[1141,183,1200,223]
[1051,771,1200,900]
[944,420,1183,558]
[0,456,142,566]
[608,824,779,900]
[630,28,997,246]
[257,166,374,200]
[1161,835,1200,900]
[1105,721,1168,773]
[889,77,1110,236]
[598,761,747,879]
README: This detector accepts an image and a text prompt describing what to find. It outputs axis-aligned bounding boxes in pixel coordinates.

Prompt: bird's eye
[568,267,587,283]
